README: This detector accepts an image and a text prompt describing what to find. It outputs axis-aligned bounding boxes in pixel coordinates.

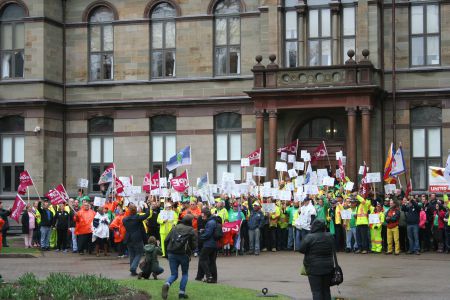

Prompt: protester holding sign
[157,203,179,257]
[369,202,385,253]
[37,200,54,251]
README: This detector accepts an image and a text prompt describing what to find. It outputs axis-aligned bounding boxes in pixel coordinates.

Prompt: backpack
[168,228,191,254]
[213,220,223,241]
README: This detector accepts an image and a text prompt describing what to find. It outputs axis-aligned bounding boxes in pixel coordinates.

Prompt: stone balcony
[252,50,381,90]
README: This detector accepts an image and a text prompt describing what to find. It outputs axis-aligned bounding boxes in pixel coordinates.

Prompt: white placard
[344,181,354,191]
[280,152,287,161]
[171,192,181,202]
[341,156,347,166]
[296,176,304,186]
[358,166,365,175]
[210,184,218,194]
[132,193,147,203]
[286,182,294,191]
[273,179,279,188]
[241,158,250,167]
[253,167,267,177]
[160,210,175,221]
[77,178,89,188]
[275,161,288,172]
[303,153,311,162]
[335,169,341,179]
[93,197,106,207]
[384,184,396,194]
[123,186,141,196]
[369,214,380,224]
[119,177,132,187]
[159,177,167,188]
[336,151,343,160]
[288,154,296,163]
[263,181,271,188]
[366,172,381,183]
[294,161,304,171]
[261,186,271,197]
[340,209,352,220]
[295,185,303,195]
[288,168,298,178]
[246,172,254,182]
[323,176,335,187]
[160,188,169,198]
[304,185,319,195]
[262,203,276,213]
[300,150,308,159]
[294,192,306,202]
[222,172,235,183]
[279,190,292,201]
[317,169,328,185]
[271,188,279,199]
[151,189,160,196]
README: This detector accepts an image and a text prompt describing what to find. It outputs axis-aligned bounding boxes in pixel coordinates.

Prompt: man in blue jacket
[248,198,265,255]
[198,207,218,283]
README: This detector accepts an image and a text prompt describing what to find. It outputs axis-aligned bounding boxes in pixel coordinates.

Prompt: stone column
[268,109,278,180]
[297,4,306,66]
[255,109,265,166]
[346,107,357,181]
[330,2,340,64]
[361,106,372,167]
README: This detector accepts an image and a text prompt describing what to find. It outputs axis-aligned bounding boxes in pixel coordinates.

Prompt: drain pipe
[62,0,67,186]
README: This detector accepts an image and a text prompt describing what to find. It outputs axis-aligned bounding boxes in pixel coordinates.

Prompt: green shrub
[0,285,15,300]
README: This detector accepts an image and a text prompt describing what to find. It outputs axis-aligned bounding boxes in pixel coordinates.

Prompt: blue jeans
[294,228,302,250]
[166,253,190,293]
[346,227,358,250]
[128,243,143,273]
[40,226,51,249]
[249,228,261,253]
[407,224,420,252]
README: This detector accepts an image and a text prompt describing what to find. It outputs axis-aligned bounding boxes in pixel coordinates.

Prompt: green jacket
[143,244,163,274]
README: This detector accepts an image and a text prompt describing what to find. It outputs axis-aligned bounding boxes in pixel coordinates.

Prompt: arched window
[0,116,24,193]
[0,3,25,79]
[88,6,114,81]
[214,112,241,182]
[89,117,114,191]
[151,2,176,78]
[214,0,241,76]
[151,115,176,177]
[297,117,344,140]
[411,106,442,190]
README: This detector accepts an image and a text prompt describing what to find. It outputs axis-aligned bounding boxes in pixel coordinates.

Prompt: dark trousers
[382,225,387,252]
[56,228,68,250]
[356,225,369,251]
[266,226,277,250]
[424,223,432,251]
[307,274,332,300]
[128,242,144,273]
[78,233,92,253]
[334,224,344,251]
[2,227,8,246]
[276,227,288,250]
[198,247,217,281]
[399,226,408,252]
[241,221,249,252]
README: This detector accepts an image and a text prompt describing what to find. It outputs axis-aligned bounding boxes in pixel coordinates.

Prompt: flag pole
[27,187,30,205]
[28,171,42,201]
[323,141,332,172]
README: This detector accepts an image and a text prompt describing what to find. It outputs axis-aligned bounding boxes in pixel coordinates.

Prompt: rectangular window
[215,132,241,182]
[0,135,24,193]
[308,8,332,66]
[89,24,114,81]
[342,6,356,63]
[214,16,241,76]
[410,4,440,66]
[151,134,176,178]
[151,20,176,78]
[1,21,24,79]
[90,136,114,192]
[412,127,441,190]
[285,10,298,67]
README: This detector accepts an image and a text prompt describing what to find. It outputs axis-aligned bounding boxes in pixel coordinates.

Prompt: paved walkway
[1,247,450,300]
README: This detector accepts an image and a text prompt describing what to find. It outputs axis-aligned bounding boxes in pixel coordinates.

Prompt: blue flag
[167,146,191,171]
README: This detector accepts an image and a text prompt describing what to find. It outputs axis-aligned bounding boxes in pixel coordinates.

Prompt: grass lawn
[120,279,291,300]
[0,247,40,255]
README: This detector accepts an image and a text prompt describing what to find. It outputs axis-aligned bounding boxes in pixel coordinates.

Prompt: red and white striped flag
[247,148,261,166]
[10,194,26,222]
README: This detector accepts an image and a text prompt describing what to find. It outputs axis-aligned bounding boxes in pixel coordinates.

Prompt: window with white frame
[0,116,24,193]
[151,115,176,178]
[88,6,114,81]
[411,107,441,190]
[215,113,241,182]
[284,2,298,67]
[410,3,440,66]
[89,117,114,192]
[151,2,176,78]
[342,6,355,63]
[308,8,331,66]
[0,3,25,79]
[214,0,241,76]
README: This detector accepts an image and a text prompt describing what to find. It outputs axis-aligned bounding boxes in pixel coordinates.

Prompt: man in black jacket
[299,219,334,300]
[0,201,11,247]
[123,204,150,276]
[402,198,420,255]
[162,214,197,300]
[198,207,218,283]
[38,200,54,251]
[53,203,71,252]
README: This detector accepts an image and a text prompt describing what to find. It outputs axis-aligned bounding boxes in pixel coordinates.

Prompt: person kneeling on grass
[138,236,164,280]
[162,214,197,300]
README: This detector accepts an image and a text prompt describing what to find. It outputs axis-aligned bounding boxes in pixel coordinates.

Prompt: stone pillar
[330,2,340,64]
[255,109,265,166]
[361,106,372,167]
[346,107,357,181]
[296,4,306,66]
[268,109,278,180]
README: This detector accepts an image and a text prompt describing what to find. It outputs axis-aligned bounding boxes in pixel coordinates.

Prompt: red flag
[406,178,412,197]
[143,172,151,193]
[10,194,26,222]
[17,170,33,195]
[46,184,68,205]
[311,142,328,163]
[338,158,345,182]
[359,162,369,198]
[151,171,160,191]
[277,140,298,155]
[170,170,189,192]
[247,148,261,166]
[383,143,397,184]
[55,184,69,202]
[98,163,115,184]
[114,177,124,193]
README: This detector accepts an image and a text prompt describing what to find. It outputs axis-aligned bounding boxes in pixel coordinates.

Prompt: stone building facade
[1,0,450,200]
